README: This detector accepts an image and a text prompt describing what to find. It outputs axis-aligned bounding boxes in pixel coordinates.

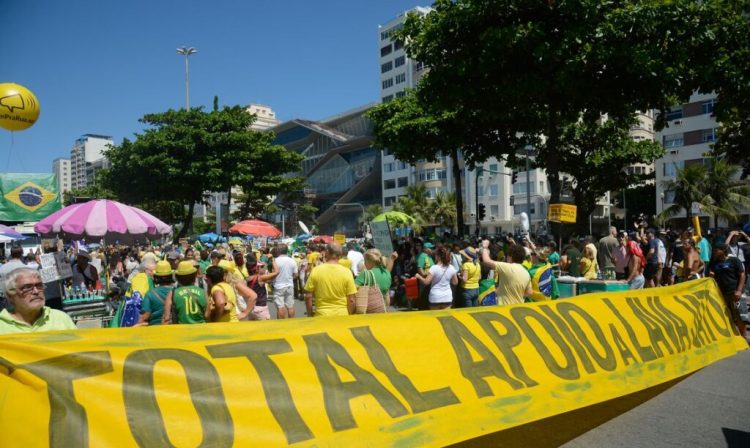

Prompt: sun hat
[423,242,435,249]
[154,260,174,277]
[175,260,197,276]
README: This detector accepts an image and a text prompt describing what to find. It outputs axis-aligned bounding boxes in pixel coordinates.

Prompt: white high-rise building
[378,7,446,210]
[52,158,71,196]
[246,104,280,130]
[69,134,113,189]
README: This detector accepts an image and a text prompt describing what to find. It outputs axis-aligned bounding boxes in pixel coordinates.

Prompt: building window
[702,128,718,143]
[489,163,498,173]
[396,161,408,170]
[701,99,716,115]
[489,184,498,197]
[513,204,536,216]
[395,73,406,84]
[395,91,406,98]
[384,179,396,189]
[665,108,683,121]
[663,134,684,148]
[382,95,393,103]
[490,205,499,217]
[478,186,484,197]
[394,39,404,51]
[397,176,408,187]
[381,61,393,73]
[384,196,397,206]
[394,55,405,67]
[384,162,395,172]
[415,61,425,71]
[418,168,447,181]
[663,161,684,177]
[382,78,394,89]
[512,183,535,194]
[380,44,392,57]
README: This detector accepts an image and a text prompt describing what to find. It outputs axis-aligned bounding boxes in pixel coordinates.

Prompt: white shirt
[273,255,298,289]
[347,250,364,276]
[428,264,457,304]
[728,242,745,263]
[657,239,667,265]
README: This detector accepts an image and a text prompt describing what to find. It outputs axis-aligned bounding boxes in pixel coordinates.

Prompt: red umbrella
[229,219,282,237]
[311,235,333,244]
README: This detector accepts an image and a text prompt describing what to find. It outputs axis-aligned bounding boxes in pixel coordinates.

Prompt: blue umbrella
[198,232,226,243]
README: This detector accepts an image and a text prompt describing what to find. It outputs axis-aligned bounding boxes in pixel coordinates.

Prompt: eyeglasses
[17,282,45,294]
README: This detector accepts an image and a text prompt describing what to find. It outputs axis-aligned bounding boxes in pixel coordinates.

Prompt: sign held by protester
[334,233,346,245]
[548,203,577,223]
[39,252,73,284]
[0,279,745,447]
[371,220,393,255]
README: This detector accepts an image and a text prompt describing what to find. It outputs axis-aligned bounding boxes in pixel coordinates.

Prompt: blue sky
[0,0,423,173]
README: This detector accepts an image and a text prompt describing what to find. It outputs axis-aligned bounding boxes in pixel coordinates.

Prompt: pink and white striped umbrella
[34,199,172,242]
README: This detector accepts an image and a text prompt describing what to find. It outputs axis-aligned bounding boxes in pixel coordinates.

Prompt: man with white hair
[0,268,76,334]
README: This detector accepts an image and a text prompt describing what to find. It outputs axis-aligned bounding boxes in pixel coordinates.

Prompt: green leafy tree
[392,184,430,233]
[368,94,467,233]
[699,159,750,226]
[62,178,116,206]
[657,164,708,225]
[428,191,457,230]
[359,204,384,226]
[102,106,302,241]
[379,0,730,217]
[555,116,664,231]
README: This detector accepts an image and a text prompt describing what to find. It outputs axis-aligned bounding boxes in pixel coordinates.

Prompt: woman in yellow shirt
[580,245,599,280]
[461,247,481,307]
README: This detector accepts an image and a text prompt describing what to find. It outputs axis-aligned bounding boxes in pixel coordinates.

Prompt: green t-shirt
[417,252,434,271]
[173,285,208,324]
[199,260,210,275]
[141,285,171,326]
[355,266,392,299]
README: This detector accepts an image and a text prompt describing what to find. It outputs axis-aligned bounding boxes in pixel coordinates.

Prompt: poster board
[334,233,346,245]
[371,220,393,255]
[39,252,74,284]
[548,203,577,223]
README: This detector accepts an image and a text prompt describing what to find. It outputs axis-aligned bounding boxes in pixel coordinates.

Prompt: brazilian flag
[0,173,62,221]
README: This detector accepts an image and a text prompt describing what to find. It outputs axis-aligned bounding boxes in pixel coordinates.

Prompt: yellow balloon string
[6,131,13,170]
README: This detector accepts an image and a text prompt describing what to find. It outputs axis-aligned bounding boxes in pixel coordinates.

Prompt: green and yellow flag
[0,173,61,221]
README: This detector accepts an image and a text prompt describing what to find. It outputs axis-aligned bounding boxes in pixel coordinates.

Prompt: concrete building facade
[52,158,71,196]
[69,134,112,189]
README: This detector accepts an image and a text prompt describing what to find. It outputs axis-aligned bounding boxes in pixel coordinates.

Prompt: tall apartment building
[52,158,71,196]
[379,6,448,209]
[626,110,657,179]
[69,134,113,189]
[247,104,281,130]
[655,93,727,227]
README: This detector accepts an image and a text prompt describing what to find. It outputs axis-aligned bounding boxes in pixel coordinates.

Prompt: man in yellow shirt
[304,244,357,317]
[481,239,532,305]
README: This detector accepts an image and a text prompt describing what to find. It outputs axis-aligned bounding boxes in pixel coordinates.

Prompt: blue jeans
[463,288,479,307]
[629,274,645,290]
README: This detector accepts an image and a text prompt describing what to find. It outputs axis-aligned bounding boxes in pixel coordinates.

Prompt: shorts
[273,286,295,309]
[629,274,645,290]
[643,263,659,280]
[250,305,271,321]
[721,291,741,323]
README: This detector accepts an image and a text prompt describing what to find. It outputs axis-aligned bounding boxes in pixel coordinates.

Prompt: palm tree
[392,184,430,233]
[429,191,457,230]
[657,164,707,225]
[699,159,750,227]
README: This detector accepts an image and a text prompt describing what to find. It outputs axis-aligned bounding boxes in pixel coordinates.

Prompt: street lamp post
[176,46,197,110]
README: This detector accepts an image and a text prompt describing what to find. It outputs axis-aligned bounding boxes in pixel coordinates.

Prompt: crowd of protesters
[0,220,747,341]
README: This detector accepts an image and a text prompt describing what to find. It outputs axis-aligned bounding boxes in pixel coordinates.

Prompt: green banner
[0,173,61,221]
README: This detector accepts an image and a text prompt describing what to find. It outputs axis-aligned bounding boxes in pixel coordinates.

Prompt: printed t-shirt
[417,252,434,272]
[710,257,744,296]
[141,285,171,326]
[494,262,531,305]
[462,261,481,290]
[173,285,208,324]
[211,282,239,322]
[304,263,357,317]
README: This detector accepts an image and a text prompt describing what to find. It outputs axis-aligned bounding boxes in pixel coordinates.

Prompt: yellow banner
[0,279,745,447]
[548,203,577,223]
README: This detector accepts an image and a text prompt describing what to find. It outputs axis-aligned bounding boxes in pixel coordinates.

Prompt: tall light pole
[176,46,197,110]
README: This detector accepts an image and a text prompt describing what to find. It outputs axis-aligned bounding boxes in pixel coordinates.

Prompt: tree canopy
[368,0,745,232]
[102,106,303,240]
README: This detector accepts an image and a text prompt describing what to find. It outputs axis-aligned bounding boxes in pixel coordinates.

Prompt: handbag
[355,270,387,314]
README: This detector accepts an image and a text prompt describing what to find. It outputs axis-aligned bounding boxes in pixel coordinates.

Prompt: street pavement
[562,350,750,448]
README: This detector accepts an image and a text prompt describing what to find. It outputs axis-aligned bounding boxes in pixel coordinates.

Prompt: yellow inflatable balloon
[0,83,41,131]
